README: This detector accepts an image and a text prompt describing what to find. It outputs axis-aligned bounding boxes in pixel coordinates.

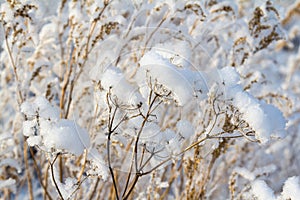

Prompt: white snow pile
[139,50,207,106]
[100,66,143,106]
[218,67,287,144]
[235,167,300,200]
[251,176,300,200]
[21,96,90,156]
[281,176,300,200]
[251,180,276,200]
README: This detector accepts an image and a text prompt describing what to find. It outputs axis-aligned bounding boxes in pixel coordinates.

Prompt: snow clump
[21,96,90,156]
[219,67,287,143]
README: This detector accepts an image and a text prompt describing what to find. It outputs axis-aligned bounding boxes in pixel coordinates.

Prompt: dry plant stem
[49,154,64,200]
[107,142,119,199]
[134,94,159,171]
[127,11,169,80]
[58,45,75,183]
[106,94,120,200]
[141,10,169,57]
[4,30,23,105]
[84,1,109,58]
[60,45,75,116]
[23,141,34,200]
[77,149,88,183]
[159,165,179,200]
[62,1,110,117]
[69,175,90,198]
[96,182,105,200]
[44,164,50,200]
[29,148,53,200]
[123,95,162,199]
[123,175,139,200]
[64,79,75,118]
[3,24,34,200]
[122,158,134,198]
[141,135,209,177]
[123,91,168,198]
[229,172,237,200]
[89,177,100,200]
[105,94,143,199]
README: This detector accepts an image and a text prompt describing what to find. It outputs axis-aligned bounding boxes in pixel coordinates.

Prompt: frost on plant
[0,0,300,199]
[21,96,90,156]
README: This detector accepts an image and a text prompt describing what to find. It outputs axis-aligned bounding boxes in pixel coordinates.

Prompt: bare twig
[23,141,34,200]
[3,26,24,105]
[106,93,120,200]
[49,153,64,200]
[29,148,53,200]
[89,177,100,200]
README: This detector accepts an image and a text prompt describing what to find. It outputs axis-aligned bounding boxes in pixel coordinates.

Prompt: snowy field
[0,0,300,199]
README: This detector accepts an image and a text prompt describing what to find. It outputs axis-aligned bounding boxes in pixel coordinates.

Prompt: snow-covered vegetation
[0,0,300,199]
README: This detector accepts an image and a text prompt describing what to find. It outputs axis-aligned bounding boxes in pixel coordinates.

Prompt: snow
[219,67,287,144]
[281,176,300,200]
[20,96,60,119]
[139,50,207,106]
[21,97,90,156]
[140,123,161,142]
[57,177,78,199]
[100,66,143,106]
[154,40,191,68]
[40,119,90,156]
[0,178,16,193]
[0,158,21,173]
[251,180,276,200]
[0,0,298,199]
[0,3,14,22]
[176,120,194,139]
[26,135,42,147]
[158,181,169,188]
[22,120,37,137]
[234,167,255,181]
[20,101,36,117]
[87,148,109,180]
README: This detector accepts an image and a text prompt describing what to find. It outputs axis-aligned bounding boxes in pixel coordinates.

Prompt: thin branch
[141,10,170,56]
[121,159,134,198]
[139,151,155,171]
[3,25,24,104]
[29,148,53,200]
[238,129,258,142]
[139,145,147,169]
[23,141,34,200]
[106,94,120,200]
[68,175,90,199]
[49,154,64,200]
[141,135,209,176]
[77,149,88,183]
[122,175,139,200]
[123,92,160,198]
[107,134,120,200]
[89,177,100,200]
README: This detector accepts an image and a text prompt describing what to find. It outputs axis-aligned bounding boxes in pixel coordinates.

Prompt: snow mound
[40,119,90,156]
[21,97,90,156]
[282,176,300,200]
[139,50,207,106]
[219,67,287,144]
[251,180,276,200]
[100,66,143,106]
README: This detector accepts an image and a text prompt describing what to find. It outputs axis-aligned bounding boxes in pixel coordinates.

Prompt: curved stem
[49,154,64,200]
